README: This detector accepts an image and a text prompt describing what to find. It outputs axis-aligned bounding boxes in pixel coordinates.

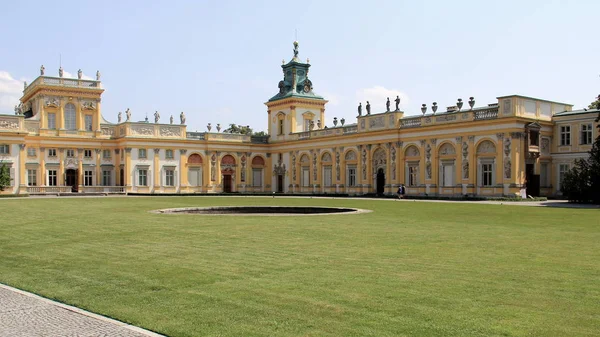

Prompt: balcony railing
[26,186,72,194]
[401,117,422,128]
[81,186,126,193]
[474,109,498,120]
[24,76,101,96]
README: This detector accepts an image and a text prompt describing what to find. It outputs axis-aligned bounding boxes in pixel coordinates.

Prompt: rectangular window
[301,168,310,187]
[442,164,454,187]
[165,169,175,186]
[529,130,539,146]
[278,119,284,135]
[47,113,56,129]
[84,170,93,186]
[138,148,147,159]
[102,170,111,186]
[323,166,332,187]
[0,144,9,155]
[66,149,75,158]
[48,170,57,186]
[540,163,549,187]
[138,169,148,186]
[581,124,593,145]
[27,169,37,186]
[558,164,569,190]
[252,168,262,187]
[27,147,36,157]
[408,165,419,187]
[188,168,202,187]
[85,115,93,131]
[48,149,57,157]
[347,166,356,187]
[103,149,111,159]
[84,149,92,158]
[482,163,493,187]
[304,119,311,132]
[560,126,571,146]
[166,149,174,159]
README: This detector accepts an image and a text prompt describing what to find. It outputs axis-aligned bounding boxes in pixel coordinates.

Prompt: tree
[588,94,600,110]
[0,163,10,191]
[222,124,267,136]
[560,97,600,203]
[223,124,253,135]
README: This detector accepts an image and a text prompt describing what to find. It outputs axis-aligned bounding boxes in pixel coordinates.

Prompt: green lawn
[0,197,598,337]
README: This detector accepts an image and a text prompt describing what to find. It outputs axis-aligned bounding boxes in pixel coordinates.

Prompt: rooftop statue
[395,96,400,111]
[180,111,186,124]
[357,102,362,116]
[118,111,122,123]
[366,101,371,115]
[170,115,174,124]
[96,70,101,81]
[386,97,390,112]
[40,65,45,76]
[77,69,82,79]
[59,66,63,78]
[154,110,160,123]
[126,108,131,121]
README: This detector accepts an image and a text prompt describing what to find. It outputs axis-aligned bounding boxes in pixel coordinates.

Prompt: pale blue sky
[1,0,598,132]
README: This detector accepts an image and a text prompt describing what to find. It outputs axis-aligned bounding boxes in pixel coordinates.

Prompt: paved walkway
[0,284,164,337]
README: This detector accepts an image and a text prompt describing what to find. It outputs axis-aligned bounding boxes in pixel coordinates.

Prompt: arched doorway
[65,169,78,192]
[221,154,236,193]
[376,168,385,196]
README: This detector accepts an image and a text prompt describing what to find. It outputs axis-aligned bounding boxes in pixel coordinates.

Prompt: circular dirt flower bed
[151,206,370,216]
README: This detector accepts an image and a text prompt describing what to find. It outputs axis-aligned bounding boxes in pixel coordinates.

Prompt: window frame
[138,148,147,159]
[48,149,57,157]
[346,165,357,187]
[47,112,56,130]
[165,169,175,186]
[84,114,93,131]
[102,170,111,186]
[560,125,571,146]
[27,169,37,186]
[84,170,94,186]
[48,170,57,186]
[64,103,76,130]
[166,149,174,160]
[0,144,9,155]
[138,169,148,186]
[581,124,593,145]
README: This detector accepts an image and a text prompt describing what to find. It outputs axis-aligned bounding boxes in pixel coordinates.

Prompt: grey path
[0,284,164,337]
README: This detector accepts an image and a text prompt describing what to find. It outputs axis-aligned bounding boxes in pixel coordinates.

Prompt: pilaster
[455,137,463,186]
[396,141,405,185]
[468,136,476,187]
[124,148,132,188]
[95,149,101,186]
[153,148,160,192]
[77,148,83,191]
[179,149,188,192]
[39,148,46,186]
[495,133,504,186]
[18,144,26,192]
[430,138,438,189]
[58,148,65,185]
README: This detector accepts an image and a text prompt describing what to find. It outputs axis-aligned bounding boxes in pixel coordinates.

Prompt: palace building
[0,42,598,197]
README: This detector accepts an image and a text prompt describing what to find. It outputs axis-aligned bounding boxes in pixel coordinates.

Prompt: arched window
[251,156,265,187]
[64,103,76,130]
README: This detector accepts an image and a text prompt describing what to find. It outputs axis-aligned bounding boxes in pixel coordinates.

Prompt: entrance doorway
[120,168,124,186]
[525,163,540,197]
[65,169,78,192]
[277,175,284,193]
[376,168,385,196]
[223,174,232,192]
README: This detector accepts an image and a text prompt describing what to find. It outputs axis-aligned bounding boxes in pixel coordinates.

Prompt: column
[495,134,504,194]
[95,149,101,185]
[77,148,83,192]
[337,148,344,194]
[511,132,524,187]
[385,143,392,194]
[18,144,26,193]
[39,148,46,186]
[153,148,160,192]
[124,148,132,190]
[38,98,45,130]
[265,153,272,191]
[455,137,463,192]
[397,141,405,186]
[315,150,321,193]
[115,149,121,187]
[290,105,296,134]
[215,152,221,191]
[468,136,476,194]
[430,139,438,194]
[365,144,372,193]
[419,140,427,194]
[76,101,82,131]
[95,98,102,133]
[58,103,65,130]
[58,148,65,185]
[179,149,188,193]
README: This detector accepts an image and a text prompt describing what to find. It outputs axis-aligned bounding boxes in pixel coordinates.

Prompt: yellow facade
[1,45,598,198]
